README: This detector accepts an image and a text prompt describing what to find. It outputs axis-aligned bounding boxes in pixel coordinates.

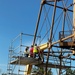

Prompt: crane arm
[38,42,51,51]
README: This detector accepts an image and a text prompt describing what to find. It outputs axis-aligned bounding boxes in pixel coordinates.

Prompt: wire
[36,5,52,44]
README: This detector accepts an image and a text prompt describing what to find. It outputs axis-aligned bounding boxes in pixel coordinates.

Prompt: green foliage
[47,68,53,75]
[32,67,53,75]
[64,68,75,75]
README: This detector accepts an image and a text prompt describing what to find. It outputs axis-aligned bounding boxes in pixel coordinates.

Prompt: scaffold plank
[10,57,42,65]
[36,63,74,69]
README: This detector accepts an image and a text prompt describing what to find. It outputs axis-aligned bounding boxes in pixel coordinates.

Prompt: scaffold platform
[59,41,75,49]
[10,56,74,69]
[10,56,42,65]
[36,63,75,69]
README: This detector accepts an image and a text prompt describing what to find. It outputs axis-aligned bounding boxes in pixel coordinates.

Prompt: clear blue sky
[0,0,74,74]
[0,0,41,73]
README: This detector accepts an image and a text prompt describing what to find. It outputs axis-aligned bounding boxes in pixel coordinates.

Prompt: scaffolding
[7,32,75,75]
[7,0,75,75]
[7,33,41,75]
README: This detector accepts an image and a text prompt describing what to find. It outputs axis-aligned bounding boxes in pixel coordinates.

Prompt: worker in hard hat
[33,44,38,58]
[24,47,29,57]
[30,45,33,57]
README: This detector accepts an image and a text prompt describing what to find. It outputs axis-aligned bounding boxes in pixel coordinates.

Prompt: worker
[24,47,29,57]
[30,45,33,57]
[38,46,44,61]
[39,49,44,61]
[33,44,38,58]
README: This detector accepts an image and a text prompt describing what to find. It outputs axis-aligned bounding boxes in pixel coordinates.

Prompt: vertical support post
[62,10,66,38]
[73,0,75,40]
[18,33,22,75]
[33,0,45,45]
[24,65,32,75]
[44,0,57,75]
[59,50,62,75]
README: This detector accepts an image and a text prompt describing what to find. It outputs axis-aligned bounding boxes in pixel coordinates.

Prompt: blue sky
[0,0,74,74]
[0,0,41,73]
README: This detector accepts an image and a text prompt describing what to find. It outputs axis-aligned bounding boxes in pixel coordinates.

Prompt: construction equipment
[8,0,75,75]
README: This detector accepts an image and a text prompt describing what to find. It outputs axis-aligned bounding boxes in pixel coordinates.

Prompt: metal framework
[7,0,75,75]
[33,0,75,75]
[7,33,41,75]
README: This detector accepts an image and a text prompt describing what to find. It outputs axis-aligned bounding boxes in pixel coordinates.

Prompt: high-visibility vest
[33,46,38,53]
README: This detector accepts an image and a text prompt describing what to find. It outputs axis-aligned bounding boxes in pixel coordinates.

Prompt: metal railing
[59,30,73,42]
